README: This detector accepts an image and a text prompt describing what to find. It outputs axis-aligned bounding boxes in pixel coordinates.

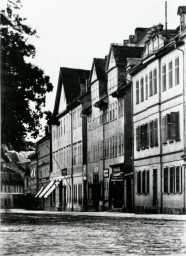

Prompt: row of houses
[31,6,186,214]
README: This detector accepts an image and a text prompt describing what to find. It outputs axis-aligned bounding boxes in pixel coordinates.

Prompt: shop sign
[104,169,109,178]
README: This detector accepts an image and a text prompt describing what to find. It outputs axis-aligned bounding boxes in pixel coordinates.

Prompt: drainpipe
[131,81,135,212]
[158,56,163,214]
[71,110,74,212]
[174,41,185,213]
[103,108,106,210]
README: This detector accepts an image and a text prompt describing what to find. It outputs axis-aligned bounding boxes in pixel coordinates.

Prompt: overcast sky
[19,0,186,113]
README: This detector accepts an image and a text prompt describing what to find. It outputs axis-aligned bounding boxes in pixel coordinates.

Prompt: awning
[39,180,55,198]
[111,171,124,182]
[35,186,44,198]
[44,181,60,198]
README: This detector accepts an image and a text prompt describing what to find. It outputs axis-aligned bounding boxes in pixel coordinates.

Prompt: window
[146,170,149,194]
[109,105,112,121]
[137,172,141,194]
[136,126,140,151]
[136,80,139,104]
[118,98,124,117]
[149,71,153,96]
[112,103,115,120]
[170,167,175,193]
[100,141,103,160]
[162,64,166,91]
[114,102,117,119]
[140,78,144,102]
[175,57,179,85]
[145,75,148,100]
[114,135,117,157]
[164,166,182,194]
[142,171,146,194]
[168,61,173,88]
[176,166,182,193]
[153,68,157,94]
[162,112,180,143]
[136,119,158,151]
[164,167,168,193]
[118,134,124,155]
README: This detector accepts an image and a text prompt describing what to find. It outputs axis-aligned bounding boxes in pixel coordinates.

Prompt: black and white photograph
[1,0,186,255]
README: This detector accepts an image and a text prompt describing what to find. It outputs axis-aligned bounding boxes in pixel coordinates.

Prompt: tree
[1,0,53,151]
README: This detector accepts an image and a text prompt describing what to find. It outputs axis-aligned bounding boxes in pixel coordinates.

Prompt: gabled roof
[106,44,144,70]
[89,58,107,84]
[53,67,90,115]
[93,58,107,81]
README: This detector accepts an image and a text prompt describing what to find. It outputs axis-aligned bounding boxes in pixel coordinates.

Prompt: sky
[16,0,186,113]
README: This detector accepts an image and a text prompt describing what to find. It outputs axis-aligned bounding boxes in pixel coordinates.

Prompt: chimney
[177,6,186,33]
[123,40,129,46]
[134,27,148,42]
[129,35,135,44]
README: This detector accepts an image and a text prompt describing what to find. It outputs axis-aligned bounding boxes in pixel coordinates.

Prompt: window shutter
[147,123,149,147]
[171,112,179,141]
[141,125,144,149]
[154,119,158,146]
[162,116,167,144]
[136,126,140,151]
[149,121,153,147]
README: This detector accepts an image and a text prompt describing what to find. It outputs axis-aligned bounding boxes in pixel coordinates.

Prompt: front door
[153,169,157,206]
[110,181,124,208]
[126,176,132,211]
[93,174,100,210]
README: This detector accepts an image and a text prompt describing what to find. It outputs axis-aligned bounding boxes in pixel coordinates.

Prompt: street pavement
[1,208,186,220]
[1,210,186,255]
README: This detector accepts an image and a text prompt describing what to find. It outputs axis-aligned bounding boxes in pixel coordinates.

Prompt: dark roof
[94,58,107,81]
[54,67,90,115]
[126,58,141,66]
[106,45,144,70]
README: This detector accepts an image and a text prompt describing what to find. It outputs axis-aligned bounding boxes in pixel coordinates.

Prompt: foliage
[1,0,53,150]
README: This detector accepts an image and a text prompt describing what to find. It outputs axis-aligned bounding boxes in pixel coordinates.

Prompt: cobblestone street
[1,210,186,255]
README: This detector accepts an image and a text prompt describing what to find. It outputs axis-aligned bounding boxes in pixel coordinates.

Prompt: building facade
[129,7,186,214]
[40,68,90,211]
